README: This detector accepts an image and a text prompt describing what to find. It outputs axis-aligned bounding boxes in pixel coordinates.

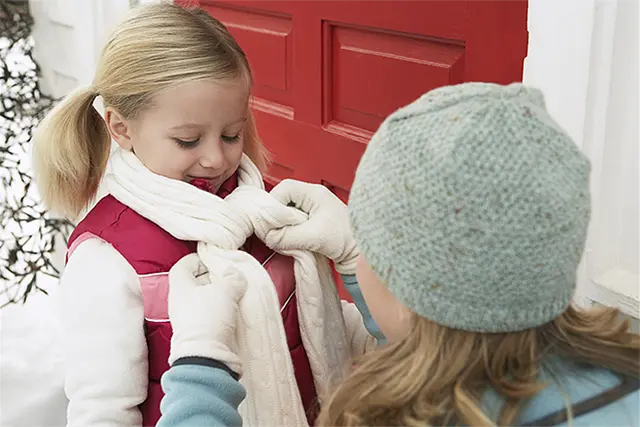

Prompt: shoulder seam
[94,202,132,239]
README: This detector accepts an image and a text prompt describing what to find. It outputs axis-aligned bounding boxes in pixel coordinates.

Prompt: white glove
[267,179,359,275]
[168,253,247,375]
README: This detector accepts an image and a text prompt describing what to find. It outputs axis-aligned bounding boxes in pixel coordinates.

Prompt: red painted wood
[176,0,528,300]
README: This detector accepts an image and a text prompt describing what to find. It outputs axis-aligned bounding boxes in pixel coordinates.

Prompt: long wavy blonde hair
[33,2,268,220]
[317,305,639,426]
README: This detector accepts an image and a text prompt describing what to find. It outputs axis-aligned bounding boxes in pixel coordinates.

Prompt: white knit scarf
[106,148,351,426]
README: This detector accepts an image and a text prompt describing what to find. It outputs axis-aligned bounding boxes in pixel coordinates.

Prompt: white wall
[30,0,130,97]
[524,0,639,318]
[29,0,79,98]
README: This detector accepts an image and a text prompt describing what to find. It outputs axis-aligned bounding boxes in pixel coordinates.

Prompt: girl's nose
[198,140,226,170]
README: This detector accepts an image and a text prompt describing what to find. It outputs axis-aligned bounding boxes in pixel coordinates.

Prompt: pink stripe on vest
[139,274,169,321]
[66,231,102,262]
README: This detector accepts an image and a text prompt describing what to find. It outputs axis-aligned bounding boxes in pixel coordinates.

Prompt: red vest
[66,175,318,426]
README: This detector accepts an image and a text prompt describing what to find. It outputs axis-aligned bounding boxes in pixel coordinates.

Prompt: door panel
[206,6,295,116]
[327,24,466,134]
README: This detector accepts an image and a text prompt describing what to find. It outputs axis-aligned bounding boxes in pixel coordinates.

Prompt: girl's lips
[189,177,218,193]
[189,175,221,181]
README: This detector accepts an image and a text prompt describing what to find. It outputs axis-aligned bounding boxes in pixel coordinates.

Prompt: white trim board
[590,268,639,318]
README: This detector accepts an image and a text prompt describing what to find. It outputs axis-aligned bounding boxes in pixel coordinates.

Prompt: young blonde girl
[158,82,640,426]
[33,3,368,426]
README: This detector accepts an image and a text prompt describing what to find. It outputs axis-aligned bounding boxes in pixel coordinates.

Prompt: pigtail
[32,86,111,220]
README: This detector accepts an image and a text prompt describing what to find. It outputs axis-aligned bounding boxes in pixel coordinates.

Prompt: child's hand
[168,253,247,376]
[267,179,359,275]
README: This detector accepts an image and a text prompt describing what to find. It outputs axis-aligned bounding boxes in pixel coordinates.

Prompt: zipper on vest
[261,251,296,313]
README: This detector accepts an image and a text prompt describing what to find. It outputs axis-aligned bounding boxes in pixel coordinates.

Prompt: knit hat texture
[348,82,591,333]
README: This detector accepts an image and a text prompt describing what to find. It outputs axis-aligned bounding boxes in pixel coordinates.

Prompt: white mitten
[267,179,359,275]
[168,253,247,375]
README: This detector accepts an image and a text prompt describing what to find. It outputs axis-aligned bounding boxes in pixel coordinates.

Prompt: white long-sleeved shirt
[61,238,148,426]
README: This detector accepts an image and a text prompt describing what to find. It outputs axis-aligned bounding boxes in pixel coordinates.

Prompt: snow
[0,276,68,427]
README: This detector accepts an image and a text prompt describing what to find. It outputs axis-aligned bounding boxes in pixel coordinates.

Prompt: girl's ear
[105,107,134,151]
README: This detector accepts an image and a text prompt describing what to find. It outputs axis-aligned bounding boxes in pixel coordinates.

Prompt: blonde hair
[317,305,640,426]
[33,2,268,219]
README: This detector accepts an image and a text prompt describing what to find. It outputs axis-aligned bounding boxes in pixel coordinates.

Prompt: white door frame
[524,0,638,317]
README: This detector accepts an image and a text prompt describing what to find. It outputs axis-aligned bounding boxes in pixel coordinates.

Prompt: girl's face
[106,77,249,192]
[355,253,412,343]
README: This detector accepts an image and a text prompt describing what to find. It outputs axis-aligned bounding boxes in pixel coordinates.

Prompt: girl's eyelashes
[221,134,240,143]
[173,131,241,148]
[174,138,200,148]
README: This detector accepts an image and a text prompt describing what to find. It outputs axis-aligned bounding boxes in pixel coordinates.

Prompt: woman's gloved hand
[266,179,359,275]
[168,253,247,376]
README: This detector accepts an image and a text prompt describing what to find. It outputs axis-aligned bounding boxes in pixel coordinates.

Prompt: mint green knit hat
[348,83,591,333]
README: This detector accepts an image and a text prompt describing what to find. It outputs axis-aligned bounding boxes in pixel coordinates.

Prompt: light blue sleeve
[157,361,246,427]
[515,364,640,427]
[340,274,386,344]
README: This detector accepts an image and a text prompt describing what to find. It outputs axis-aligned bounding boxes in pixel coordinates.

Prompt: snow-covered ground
[0,275,68,427]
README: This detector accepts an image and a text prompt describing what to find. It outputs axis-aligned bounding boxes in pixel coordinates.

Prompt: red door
[178,0,528,198]
[178,1,528,299]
